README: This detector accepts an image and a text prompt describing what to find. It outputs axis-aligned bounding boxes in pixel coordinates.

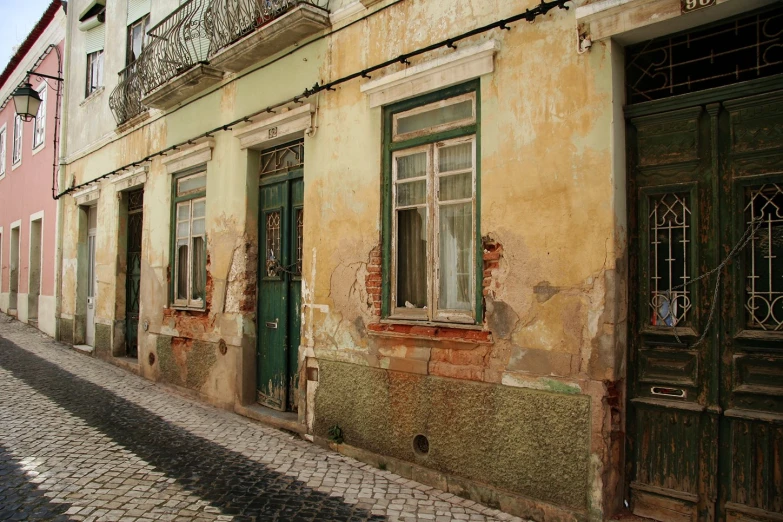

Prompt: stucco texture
[314,360,591,512]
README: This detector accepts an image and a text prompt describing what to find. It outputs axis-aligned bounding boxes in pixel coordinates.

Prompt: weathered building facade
[55,0,783,521]
[0,1,65,338]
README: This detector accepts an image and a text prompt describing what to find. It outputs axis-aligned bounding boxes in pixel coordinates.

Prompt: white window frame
[86,50,104,97]
[172,172,206,309]
[12,115,22,167]
[391,134,477,324]
[32,83,46,150]
[0,124,7,178]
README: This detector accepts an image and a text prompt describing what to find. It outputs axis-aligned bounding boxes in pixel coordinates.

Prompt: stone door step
[73,344,94,355]
[235,402,305,435]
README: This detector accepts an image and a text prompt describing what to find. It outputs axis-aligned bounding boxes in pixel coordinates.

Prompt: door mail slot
[265,320,278,329]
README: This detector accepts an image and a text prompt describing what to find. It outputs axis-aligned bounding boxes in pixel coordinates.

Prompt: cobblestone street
[0,317,525,522]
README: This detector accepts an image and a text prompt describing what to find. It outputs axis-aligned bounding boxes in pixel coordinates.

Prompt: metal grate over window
[626,7,783,105]
[649,193,692,327]
[745,184,783,331]
[260,140,304,176]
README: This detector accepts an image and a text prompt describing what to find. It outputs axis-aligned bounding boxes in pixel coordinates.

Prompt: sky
[0,0,55,72]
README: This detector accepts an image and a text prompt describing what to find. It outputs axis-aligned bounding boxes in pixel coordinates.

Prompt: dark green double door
[627,86,783,521]
[257,173,303,412]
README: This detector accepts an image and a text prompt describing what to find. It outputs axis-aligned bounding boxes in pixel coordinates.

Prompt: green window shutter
[84,24,105,54]
[127,0,151,24]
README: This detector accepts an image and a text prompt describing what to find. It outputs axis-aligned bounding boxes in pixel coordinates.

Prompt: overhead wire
[57,0,571,199]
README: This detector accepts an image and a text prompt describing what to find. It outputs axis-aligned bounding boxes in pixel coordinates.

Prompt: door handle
[266,319,278,329]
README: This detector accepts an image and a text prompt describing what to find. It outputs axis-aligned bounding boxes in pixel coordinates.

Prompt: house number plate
[681,0,715,13]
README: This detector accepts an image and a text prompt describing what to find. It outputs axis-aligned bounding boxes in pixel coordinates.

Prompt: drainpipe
[54,0,71,341]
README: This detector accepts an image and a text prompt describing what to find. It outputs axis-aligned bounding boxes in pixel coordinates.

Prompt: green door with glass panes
[257,169,303,412]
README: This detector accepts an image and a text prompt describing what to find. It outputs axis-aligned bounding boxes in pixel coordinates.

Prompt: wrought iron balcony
[204,0,329,55]
[108,0,330,125]
[109,60,148,126]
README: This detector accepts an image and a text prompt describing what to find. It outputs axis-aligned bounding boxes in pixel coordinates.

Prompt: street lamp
[12,82,42,122]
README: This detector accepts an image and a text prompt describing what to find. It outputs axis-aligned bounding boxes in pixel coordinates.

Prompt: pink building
[0,1,66,337]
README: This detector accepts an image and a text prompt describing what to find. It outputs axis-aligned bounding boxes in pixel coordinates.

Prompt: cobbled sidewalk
[0,316,527,522]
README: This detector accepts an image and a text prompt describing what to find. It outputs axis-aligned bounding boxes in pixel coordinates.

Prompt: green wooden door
[627,88,783,522]
[257,172,303,412]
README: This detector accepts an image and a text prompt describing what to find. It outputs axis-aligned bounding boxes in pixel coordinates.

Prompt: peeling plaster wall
[58,0,628,519]
[301,1,627,520]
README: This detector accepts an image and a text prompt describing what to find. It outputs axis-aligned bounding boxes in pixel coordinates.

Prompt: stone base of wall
[57,317,74,345]
[313,360,592,520]
[94,323,113,358]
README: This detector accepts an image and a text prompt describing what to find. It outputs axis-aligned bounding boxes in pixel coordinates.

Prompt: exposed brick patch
[162,253,216,338]
[367,322,492,344]
[365,245,382,317]
[482,236,504,299]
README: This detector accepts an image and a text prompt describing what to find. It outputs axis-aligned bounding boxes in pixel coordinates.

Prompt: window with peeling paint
[171,170,207,309]
[384,84,480,324]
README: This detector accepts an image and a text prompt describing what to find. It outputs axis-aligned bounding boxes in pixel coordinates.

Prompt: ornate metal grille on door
[126,189,144,358]
[745,184,783,330]
[649,193,692,327]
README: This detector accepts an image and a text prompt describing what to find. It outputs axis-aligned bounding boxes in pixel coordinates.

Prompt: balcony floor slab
[208,4,330,74]
[141,64,225,111]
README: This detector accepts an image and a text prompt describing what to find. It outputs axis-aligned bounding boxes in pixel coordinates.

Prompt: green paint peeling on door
[257,159,303,412]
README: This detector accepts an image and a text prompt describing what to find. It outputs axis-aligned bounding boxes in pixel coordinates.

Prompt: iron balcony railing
[109,60,147,126]
[109,0,330,125]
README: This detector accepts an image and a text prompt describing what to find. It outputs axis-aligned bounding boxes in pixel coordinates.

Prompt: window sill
[169,305,207,313]
[11,160,21,171]
[367,321,492,345]
[80,87,105,107]
[32,143,45,156]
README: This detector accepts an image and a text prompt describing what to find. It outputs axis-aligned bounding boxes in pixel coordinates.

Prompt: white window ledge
[361,40,499,108]
[162,140,214,174]
[73,185,100,206]
[233,105,313,150]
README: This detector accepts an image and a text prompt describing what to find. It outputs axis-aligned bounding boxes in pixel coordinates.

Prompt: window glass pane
[177,202,190,221]
[438,203,473,311]
[396,180,426,207]
[192,199,206,218]
[439,173,472,201]
[177,242,189,300]
[396,152,427,180]
[177,221,189,238]
[439,142,472,172]
[177,173,206,196]
[191,236,205,302]
[266,211,281,277]
[396,208,428,309]
[192,218,205,235]
[397,99,473,136]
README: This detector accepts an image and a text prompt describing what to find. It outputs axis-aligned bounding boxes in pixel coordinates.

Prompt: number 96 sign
[682,0,716,13]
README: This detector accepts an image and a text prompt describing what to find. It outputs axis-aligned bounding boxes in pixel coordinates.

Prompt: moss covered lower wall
[313,360,591,512]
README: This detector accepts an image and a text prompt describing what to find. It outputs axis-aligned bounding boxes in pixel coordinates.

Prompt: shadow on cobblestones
[0,337,386,522]
[0,444,71,521]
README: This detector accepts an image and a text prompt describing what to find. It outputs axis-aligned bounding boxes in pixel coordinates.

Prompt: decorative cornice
[111,166,148,191]
[232,105,313,150]
[162,140,214,174]
[73,185,100,206]
[330,1,365,25]
[360,40,499,108]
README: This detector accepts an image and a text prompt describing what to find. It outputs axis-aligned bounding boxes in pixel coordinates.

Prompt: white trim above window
[162,140,214,174]
[233,105,313,150]
[361,40,499,108]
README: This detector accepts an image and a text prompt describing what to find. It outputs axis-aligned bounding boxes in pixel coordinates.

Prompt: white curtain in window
[438,142,473,311]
